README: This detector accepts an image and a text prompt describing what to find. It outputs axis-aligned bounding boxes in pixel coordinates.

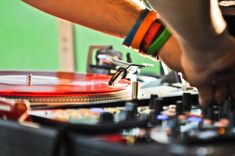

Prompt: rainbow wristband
[131,10,157,49]
[123,9,149,47]
[140,21,161,52]
[147,28,171,56]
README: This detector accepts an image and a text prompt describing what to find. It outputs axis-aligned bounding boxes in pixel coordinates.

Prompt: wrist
[123,9,171,57]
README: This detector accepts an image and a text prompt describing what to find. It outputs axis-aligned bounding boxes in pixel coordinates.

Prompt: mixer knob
[212,104,221,121]
[227,112,235,129]
[182,93,192,112]
[98,112,114,124]
[222,97,233,118]
[149,94,159,109]
[118,102,138,121]
[125,102,138,117]
[202,105,214,120]
[152,98,164,115]
[168,118,180,138]
[175,100,183,115]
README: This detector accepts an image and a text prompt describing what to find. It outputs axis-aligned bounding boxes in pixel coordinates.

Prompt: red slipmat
[0,71,131,105]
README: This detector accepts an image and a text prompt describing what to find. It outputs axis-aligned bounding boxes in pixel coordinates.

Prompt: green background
[0,0,160,74]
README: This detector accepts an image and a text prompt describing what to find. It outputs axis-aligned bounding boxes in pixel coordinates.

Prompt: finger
[216,70,235,100]
[206,72,232,104]
[198,84,214,107]
[213,82,228,104]
[231,86,235,100]
[228,74,235,100]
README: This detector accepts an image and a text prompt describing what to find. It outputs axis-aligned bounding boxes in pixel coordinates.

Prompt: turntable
[0,71,132,105]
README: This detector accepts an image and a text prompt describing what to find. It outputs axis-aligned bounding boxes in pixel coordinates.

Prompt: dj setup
[0,1,234,156]
[0,59,235,156]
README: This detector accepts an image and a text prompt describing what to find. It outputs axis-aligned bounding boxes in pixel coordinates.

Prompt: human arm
[148,0,235,105]
[22,0,183,71]
[22,0,144,38]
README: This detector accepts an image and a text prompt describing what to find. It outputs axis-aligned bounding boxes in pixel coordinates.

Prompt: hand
[180,35,235,106]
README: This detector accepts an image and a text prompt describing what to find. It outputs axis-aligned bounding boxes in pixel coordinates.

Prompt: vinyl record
[0,71,131,105]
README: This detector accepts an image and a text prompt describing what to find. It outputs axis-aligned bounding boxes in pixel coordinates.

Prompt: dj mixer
[0,70,234,156]
[28,94,235,156]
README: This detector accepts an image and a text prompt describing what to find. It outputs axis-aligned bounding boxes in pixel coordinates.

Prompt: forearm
[23,0,145,37]
[22,0,183,71]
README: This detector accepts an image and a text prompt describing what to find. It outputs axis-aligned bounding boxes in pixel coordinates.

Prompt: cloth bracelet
[147,28,171,56]
[123,9,149,47]
[140,21,161,52]
[131,10,158,49]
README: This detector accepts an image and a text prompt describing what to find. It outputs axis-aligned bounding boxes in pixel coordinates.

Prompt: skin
[22,0,182,71]
[22,0,235,105]
[149,0,235,105]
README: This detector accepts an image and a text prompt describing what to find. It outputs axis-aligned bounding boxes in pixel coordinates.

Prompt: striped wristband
[147,28,171,56]
[123,8,171,57]
[131,10,158,49]
[123,9,149,47]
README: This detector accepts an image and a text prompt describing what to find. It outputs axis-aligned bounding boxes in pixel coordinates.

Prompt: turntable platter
[0,71,131,105]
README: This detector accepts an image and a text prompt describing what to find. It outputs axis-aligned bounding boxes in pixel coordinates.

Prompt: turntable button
[182,93,192,112]
[98,112,114,124]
